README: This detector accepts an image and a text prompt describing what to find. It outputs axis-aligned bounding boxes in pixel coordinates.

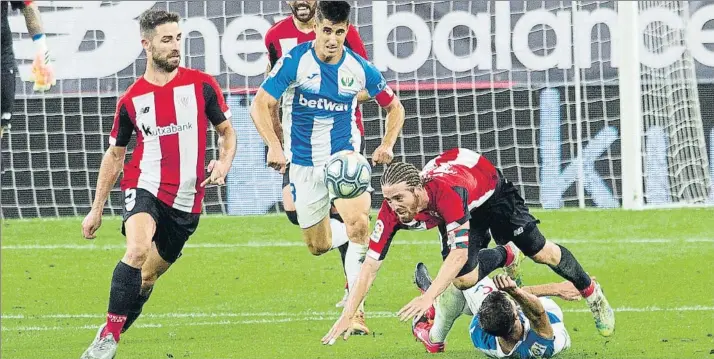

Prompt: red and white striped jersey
[368,148,499,261]
[109,67,231,214]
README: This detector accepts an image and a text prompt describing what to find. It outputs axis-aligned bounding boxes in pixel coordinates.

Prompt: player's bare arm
[250,88,286,173]
[494,274,555,339]
[20,2,43,35]
[522,279,589,301]
[398,223,469,321]
[202,120,236,187]
[372,95,405,165]
[264,63,283,143]
[82,145,126,239]
[322,256,383,345]
[19,1,55,92]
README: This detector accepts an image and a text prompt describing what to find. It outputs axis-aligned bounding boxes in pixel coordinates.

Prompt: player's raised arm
[361,60,404,165]
[82,99,132,239]
[494,274,555,339]
[19,1,55,92]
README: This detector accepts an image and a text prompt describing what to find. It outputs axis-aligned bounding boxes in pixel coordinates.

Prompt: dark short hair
[139,9,180,38]
[316,1,351,24]
[477,291,517,337]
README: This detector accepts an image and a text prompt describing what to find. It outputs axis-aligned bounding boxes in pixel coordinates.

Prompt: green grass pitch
[2,208,713,358]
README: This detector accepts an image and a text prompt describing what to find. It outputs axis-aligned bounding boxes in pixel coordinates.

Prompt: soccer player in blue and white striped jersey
[250,1,404,332]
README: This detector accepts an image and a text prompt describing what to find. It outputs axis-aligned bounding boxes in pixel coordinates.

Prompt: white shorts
[289,163,331,229]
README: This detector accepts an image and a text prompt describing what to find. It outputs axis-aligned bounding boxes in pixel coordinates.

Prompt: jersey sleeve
[264,27,280,68]
[109,98,134,147]
[260,51,299,100]
[362,60,395,108]
[367,202,400,261]
[345,24,368,59]
[202,74,231,126]
[434,184,471,250]
[10,2,29,10]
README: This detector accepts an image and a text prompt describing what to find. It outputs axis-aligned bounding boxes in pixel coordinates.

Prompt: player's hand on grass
[81,209,102,240]
[266,145,287,174]
[397,294,434,322]
[321,313,352,345]
[201,159,229,187]
[493,274,518,293]
[371,144,394,165]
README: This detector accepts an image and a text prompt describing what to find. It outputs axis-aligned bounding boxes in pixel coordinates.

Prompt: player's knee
[123,245,151,267]
[285,210,299,226]
[511,223,547,257]
[344,214,369,244]
[306,241,330,256]
[531,241,560,266]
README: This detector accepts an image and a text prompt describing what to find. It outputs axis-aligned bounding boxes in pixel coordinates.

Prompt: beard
[152,53,180,73]
[290,2,316,23]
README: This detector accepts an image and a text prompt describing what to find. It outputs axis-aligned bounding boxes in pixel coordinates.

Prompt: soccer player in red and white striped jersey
[79,10,236,359]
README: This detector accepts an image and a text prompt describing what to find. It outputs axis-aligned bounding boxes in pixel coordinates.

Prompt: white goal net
[2,0,713,219]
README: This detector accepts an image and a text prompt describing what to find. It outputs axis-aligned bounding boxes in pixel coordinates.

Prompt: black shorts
[1,62,16,125]
[439,171,540,277]
[282,137,367,188]
[121,188,200,263]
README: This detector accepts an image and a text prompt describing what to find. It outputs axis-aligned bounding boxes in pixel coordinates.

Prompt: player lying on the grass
[263,0,372,313]
[251,1,404,334]
[79,9,236,359]
[322,148,614,346]
[413,264,577,358]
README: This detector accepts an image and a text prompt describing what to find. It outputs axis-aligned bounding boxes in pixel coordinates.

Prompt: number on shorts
[125,189,137,211]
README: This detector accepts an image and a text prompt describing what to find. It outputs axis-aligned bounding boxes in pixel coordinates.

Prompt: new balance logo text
[298,94,349,112]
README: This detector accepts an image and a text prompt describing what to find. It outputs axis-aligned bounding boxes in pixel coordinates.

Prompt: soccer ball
[324,150,372,199]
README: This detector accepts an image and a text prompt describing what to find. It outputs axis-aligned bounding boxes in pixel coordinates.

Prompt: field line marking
[3,305,713,326]
[2,238,713,250]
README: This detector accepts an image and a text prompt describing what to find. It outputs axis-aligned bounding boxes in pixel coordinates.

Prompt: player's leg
[121,242,167,332]
[492,177,615,337]
[81,189,159,359]
[122,204,199,333]
[332,191,371,334]
[292,164,350,255]
[1,63,16,138]
[412,262,465,353]
[282,164,299,226]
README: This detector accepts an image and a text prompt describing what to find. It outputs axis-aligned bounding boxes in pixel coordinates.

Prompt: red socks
[102,313,127,341]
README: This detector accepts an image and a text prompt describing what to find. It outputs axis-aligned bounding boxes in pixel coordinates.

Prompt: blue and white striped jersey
[469,297,571,358]
[261,41,388,167]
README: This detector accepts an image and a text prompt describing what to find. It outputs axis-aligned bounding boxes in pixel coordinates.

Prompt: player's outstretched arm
[250,89,286,173]
[398,223,469,321]
[322,256,383,345]
[494,274,555,339]
[82,145,126,239]
[21,2,55,92]
[522,280,587,301]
